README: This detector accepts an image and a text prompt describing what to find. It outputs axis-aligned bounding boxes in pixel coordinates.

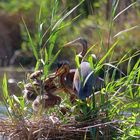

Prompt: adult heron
[63,37,104,100]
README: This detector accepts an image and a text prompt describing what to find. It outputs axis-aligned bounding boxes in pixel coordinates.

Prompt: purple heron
[63,37,104,100]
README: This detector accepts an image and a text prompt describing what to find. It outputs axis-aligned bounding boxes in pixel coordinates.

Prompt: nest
[0,116,118,140]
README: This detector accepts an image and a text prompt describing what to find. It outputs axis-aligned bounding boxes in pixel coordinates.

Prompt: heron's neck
[78,42,87,63]
[81,44,87,57]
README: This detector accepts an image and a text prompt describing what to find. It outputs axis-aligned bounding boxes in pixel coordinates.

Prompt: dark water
[0,67,31,96]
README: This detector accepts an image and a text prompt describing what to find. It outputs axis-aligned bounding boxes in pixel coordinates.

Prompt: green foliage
[22,18,39,61]
[1,74,28,121]
[0,0,32,12]
[0,0,140,139]
[2,74,13,119]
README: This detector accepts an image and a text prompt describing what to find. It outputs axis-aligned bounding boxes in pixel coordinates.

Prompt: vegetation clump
[0,0,139,139]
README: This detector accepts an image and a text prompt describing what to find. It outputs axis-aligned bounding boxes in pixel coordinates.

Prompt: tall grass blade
[113,2,137,20]
[127,57,132,75]
[57,14,81,31]
[48,48,62,68]
[128,85,133,99]
[104,63,125,81]
[35,60,41,71]
[18,97,25,110]
[22,18,39,61]
[137,67,140,84]
[100,90,105,106]
[42,13,80,50]
[48,33,58,59]
[130,59,140,74]
[117,49,131,65]
[2,74,8,98]
[126,59,140,84]
[38,23,44,47]
[75,55,80,68]
[97,40,119,67]
[38,2,42,22]
[51,0,58,25]
[114,25,140,38]
[112,0,119,18]
[107,0,119,50]
[44,49,49,61]
[43,48,49,76]
[2,74,13,119]
[37,2,44,48]
[88,55,94,69]
[52,0,84,31]
[2,74,12,107]
[96,27,106,52]
[75,54,83,82]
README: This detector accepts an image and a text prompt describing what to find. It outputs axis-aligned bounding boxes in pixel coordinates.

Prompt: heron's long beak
[63,40,78,47]
[63,38,87,58]
[63,37,85,48]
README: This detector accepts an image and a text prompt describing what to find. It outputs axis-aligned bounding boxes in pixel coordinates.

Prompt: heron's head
[55,61,70,76]
[63,37,88,57]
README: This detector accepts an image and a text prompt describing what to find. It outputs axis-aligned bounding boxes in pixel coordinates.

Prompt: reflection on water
[0,135,8,140]
[0,106,8,118]
[0,67,32,96]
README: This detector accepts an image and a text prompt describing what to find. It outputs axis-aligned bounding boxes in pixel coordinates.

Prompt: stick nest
[0,115,118,140]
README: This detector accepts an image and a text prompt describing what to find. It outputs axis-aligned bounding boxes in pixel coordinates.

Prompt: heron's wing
[78,77,93,99]
[80,62,92,78]
[74,63,92,92]
[78,62,95,99]
[83,72,94,98]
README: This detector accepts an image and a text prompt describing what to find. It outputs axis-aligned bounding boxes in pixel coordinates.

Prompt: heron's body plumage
[73,62,95,99]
